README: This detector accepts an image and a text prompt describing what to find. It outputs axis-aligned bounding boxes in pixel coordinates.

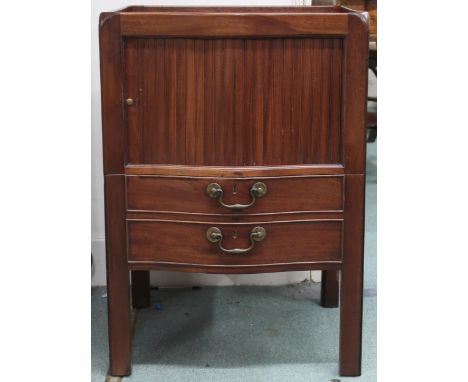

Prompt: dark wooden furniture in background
[100,6,368,378]
[367,42,377,141]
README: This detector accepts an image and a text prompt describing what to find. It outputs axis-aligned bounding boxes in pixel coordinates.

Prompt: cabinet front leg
[131,270,151,309]
[339,175,365,376]
[105,176,132,377]
[320,270,339,308]
[107,268,132,376]
[339,266,363,376]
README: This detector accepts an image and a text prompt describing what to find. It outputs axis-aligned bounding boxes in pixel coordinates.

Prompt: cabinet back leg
[131,270,151,309]
[320,270,339,308]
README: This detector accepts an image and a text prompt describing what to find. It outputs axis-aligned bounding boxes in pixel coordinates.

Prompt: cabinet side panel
[124,37,344,166]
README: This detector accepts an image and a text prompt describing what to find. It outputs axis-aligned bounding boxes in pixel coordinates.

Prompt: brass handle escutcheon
[206,226,266,255]
[206,182,267,209]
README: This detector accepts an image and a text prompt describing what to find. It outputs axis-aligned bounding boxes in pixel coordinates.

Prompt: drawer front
[127,175,343,214]
[127,220,342,265]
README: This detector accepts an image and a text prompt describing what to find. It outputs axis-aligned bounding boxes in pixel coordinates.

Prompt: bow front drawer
[127,220,343,266]
[126,175,343,215]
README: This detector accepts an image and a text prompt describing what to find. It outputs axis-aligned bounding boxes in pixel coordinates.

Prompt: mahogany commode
[99,5,368,378]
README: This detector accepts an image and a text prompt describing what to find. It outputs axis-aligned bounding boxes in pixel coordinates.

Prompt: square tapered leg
[320,270,339,308]
[339,175,365,376]
[105,176,132,376]
[131,270,151,309]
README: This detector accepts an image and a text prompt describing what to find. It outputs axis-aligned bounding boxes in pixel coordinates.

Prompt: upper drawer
[126,175,343,214]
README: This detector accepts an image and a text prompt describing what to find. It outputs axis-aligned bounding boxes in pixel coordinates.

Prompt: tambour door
[123,36,344,166]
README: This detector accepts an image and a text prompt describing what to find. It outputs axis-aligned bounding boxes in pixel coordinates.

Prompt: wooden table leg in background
[131,271,151,309]
[320,270,339,308]
[105,176,132,377]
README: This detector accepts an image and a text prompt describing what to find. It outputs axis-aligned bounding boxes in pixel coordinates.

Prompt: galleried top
[99,6,368,172]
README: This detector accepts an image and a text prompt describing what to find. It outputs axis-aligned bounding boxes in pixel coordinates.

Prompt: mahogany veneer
[100,5,368,378]
[126,175,344,214]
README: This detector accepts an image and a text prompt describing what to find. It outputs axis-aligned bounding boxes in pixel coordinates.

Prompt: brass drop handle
[206,226,266,255]
[206,182,267,210]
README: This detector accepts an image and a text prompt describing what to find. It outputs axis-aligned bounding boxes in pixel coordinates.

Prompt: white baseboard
[91,238,322,287]
[91,238,107,286]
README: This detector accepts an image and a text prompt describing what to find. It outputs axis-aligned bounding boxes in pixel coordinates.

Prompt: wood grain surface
[124,37,343,166]
[126,175,344,214]
[127,219,343,264]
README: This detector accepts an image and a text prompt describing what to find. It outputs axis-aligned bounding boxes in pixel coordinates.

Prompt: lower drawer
[127,220,342,266]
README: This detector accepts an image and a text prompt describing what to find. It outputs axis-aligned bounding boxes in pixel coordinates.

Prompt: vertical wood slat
[272,39,283,164]
[291,38,303,165]
[311,39,321,163]
[155,40,167,163]
[282,39,293,164]
[124,41,139,163]
[165,39,177,164]
[134,42,143,163]
[175,39,187,164]
[233,39,245,165]
[194,40,205,165]
[254,39,265,166]
[302,39,312,164]
[213,40,224,165]
[185,40,196,164]
[204,39,215,165]
[329,38,343,163]
[263,40,274,165]
[124,37,344,166]
[223,41,235,165]
[320,39,331,163]
[143,39,156,163]
[245,39,255,166]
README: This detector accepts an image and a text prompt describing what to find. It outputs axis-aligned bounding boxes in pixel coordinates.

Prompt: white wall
[91,0,374,286]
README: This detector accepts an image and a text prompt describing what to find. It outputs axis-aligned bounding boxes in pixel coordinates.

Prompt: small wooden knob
[125,98,134,106]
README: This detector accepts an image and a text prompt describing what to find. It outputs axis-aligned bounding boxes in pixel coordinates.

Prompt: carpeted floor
[92,142,377,382]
